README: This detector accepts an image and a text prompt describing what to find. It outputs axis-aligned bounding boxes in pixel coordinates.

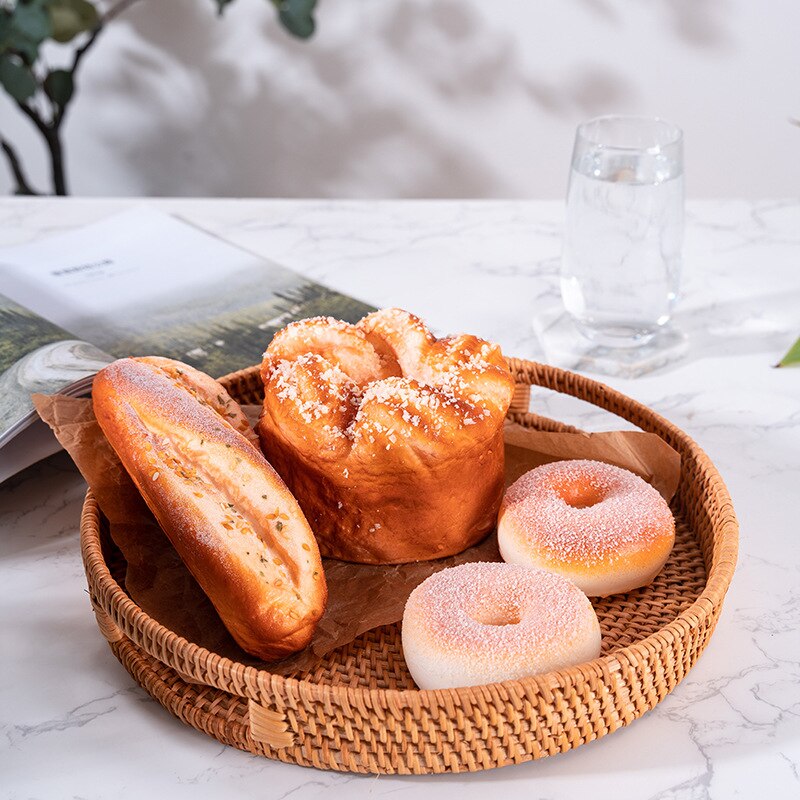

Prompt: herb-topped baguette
[93,356,326,661]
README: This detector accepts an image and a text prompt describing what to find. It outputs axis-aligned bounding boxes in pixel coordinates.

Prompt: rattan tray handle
[248,700,296,748]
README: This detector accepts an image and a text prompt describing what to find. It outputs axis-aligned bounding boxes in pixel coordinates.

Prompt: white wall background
[1,0,798,198]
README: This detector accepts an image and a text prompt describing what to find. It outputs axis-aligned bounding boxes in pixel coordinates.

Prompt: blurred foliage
[776,336,800,368]
[0,0,318,195]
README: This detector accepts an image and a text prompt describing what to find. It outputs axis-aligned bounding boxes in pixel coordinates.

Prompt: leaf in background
[276,0,317,39]
[43,68,73,107]
[776,336,800,368]
[214,0,236,15]
[5,0,52,62]
[0,54,37,102]
[0,13,12,54]
[47,0,99,44]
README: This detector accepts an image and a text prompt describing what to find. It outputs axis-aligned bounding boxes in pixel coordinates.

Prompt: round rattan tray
[80,357,738,774]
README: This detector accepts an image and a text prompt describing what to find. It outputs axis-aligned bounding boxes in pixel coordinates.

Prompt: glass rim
[576,114,683,154]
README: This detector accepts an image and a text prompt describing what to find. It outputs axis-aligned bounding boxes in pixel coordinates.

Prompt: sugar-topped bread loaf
[258,309,515,564]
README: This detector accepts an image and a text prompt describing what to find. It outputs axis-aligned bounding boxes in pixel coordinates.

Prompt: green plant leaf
[776,336,800,368]
[0,54,37,102]
[276,0,316,39]
[2,0,52,62]
[11,0,52,51]
[43,68,73,107]
[214,0,235,15]
[11,0,52,41]
[47,0,99,44]
[0,13,12,54]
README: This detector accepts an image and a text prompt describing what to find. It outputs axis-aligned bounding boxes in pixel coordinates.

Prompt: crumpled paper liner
[34,395,679,675]
[503,420,680,501]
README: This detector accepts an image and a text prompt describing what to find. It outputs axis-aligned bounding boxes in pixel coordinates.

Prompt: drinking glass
[561,115,684,348]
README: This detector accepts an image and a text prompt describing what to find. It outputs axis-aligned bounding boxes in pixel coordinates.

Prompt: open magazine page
[0,294,111,446]
[0,207,374,379]
[0,207,374,481]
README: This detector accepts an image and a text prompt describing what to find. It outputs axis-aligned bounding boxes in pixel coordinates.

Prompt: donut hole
[470,606,522,627]
[559,485,606,509]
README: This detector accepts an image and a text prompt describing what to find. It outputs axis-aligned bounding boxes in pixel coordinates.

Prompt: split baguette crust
[93,356,326,661]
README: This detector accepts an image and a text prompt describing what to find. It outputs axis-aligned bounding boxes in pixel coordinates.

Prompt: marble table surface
[1,198,798,799]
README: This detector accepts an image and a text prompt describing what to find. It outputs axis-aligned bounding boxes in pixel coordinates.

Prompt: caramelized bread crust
[258,309,515,564]
[93,356,326,660]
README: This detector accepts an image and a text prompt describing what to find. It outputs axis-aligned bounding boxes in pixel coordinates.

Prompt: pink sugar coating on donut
[406,562,593,664]
[503,460,674,567]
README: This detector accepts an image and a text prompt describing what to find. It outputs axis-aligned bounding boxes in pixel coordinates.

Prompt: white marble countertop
[1,198,798,799]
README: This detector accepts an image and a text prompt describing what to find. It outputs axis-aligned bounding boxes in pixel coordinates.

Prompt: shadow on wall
[94,0,511,197]
[577,0,732,48]
[89,0,728,197]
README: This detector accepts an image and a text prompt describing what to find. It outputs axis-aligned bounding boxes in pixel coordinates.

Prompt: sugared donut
[498,460,675,597]
[401,562,601,689]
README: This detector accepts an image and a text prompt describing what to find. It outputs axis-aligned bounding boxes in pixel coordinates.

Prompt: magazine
[0,207,374,482]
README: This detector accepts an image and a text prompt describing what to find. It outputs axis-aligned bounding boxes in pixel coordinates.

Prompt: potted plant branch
[0,0,317,195]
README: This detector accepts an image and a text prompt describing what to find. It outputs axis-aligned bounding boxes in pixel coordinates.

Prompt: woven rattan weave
[80,357,738,774]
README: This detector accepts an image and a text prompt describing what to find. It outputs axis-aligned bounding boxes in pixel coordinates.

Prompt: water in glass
[561,117,684,347]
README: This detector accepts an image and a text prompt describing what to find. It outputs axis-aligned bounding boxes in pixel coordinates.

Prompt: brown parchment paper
[503,420,681,501]
[34,395,679,675]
